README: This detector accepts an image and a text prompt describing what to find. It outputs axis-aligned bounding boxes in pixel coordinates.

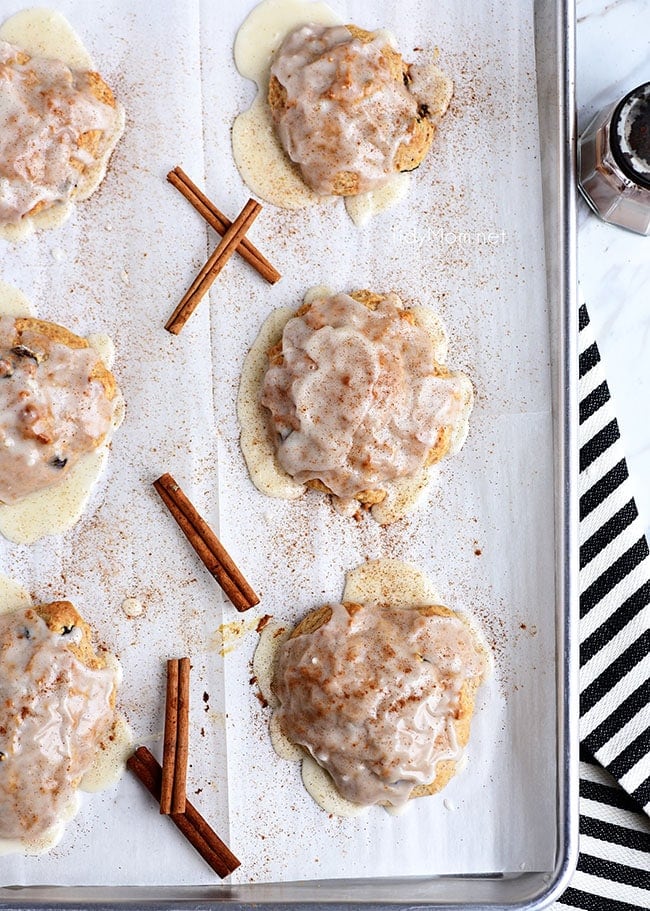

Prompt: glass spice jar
[578,81,650,235]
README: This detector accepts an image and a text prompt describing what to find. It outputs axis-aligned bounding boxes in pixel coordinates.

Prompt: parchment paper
[0,0,557,887]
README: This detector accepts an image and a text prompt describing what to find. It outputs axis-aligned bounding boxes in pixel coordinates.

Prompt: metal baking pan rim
[0,0,578,905]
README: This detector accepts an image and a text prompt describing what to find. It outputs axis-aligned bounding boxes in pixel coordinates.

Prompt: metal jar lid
[610,82,650,191]
[578,81,650,236]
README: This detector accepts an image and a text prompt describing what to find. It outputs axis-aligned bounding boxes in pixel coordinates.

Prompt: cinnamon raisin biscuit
[257,289,472,517]
[0,38,124,226]
[0,601,118,843]
[0,316,120,505]
[272,600,488,807]
[268,23,452,196]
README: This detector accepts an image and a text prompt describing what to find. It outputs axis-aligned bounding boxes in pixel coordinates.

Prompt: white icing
[238,308,305,499]
[0,8,94,69]
[240,288,472,523]
[273,600,485,807]
[301,755,366,818]
[233,0,340,210]
[0,607,117,852]
[0,284,123,544]
[342,559,442,605]
[233,0,451,224]
[0,574,32,616]
[260,291,471,498]
[344,172,410,227]
[256,560,489,817]
[270,25,419,194]
[0,9,124,241]
[0,316,118,505]
[80,711,133,794]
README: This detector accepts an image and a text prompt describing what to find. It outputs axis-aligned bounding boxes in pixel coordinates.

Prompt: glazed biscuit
[272,601,487,806]
[0,316,119,505]
[268,24,449,196]
[262,290,472,511]
[0,602,118,844]
[0,38,123,226]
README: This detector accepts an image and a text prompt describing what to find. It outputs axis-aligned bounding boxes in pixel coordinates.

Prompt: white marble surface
[577,0,650,537]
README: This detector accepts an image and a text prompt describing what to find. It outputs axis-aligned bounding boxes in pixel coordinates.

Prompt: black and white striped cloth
[555,304,650,909]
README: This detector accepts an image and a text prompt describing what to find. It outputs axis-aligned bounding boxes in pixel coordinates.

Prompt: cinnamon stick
[160,658,179,814]
[153,473,259,612]
[165,197,261,335]
[171,656,191,814]
[168,168,280,284]
[127,746,240,878]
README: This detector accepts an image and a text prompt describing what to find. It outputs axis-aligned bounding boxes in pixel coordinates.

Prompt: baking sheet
[0,0,557,887]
